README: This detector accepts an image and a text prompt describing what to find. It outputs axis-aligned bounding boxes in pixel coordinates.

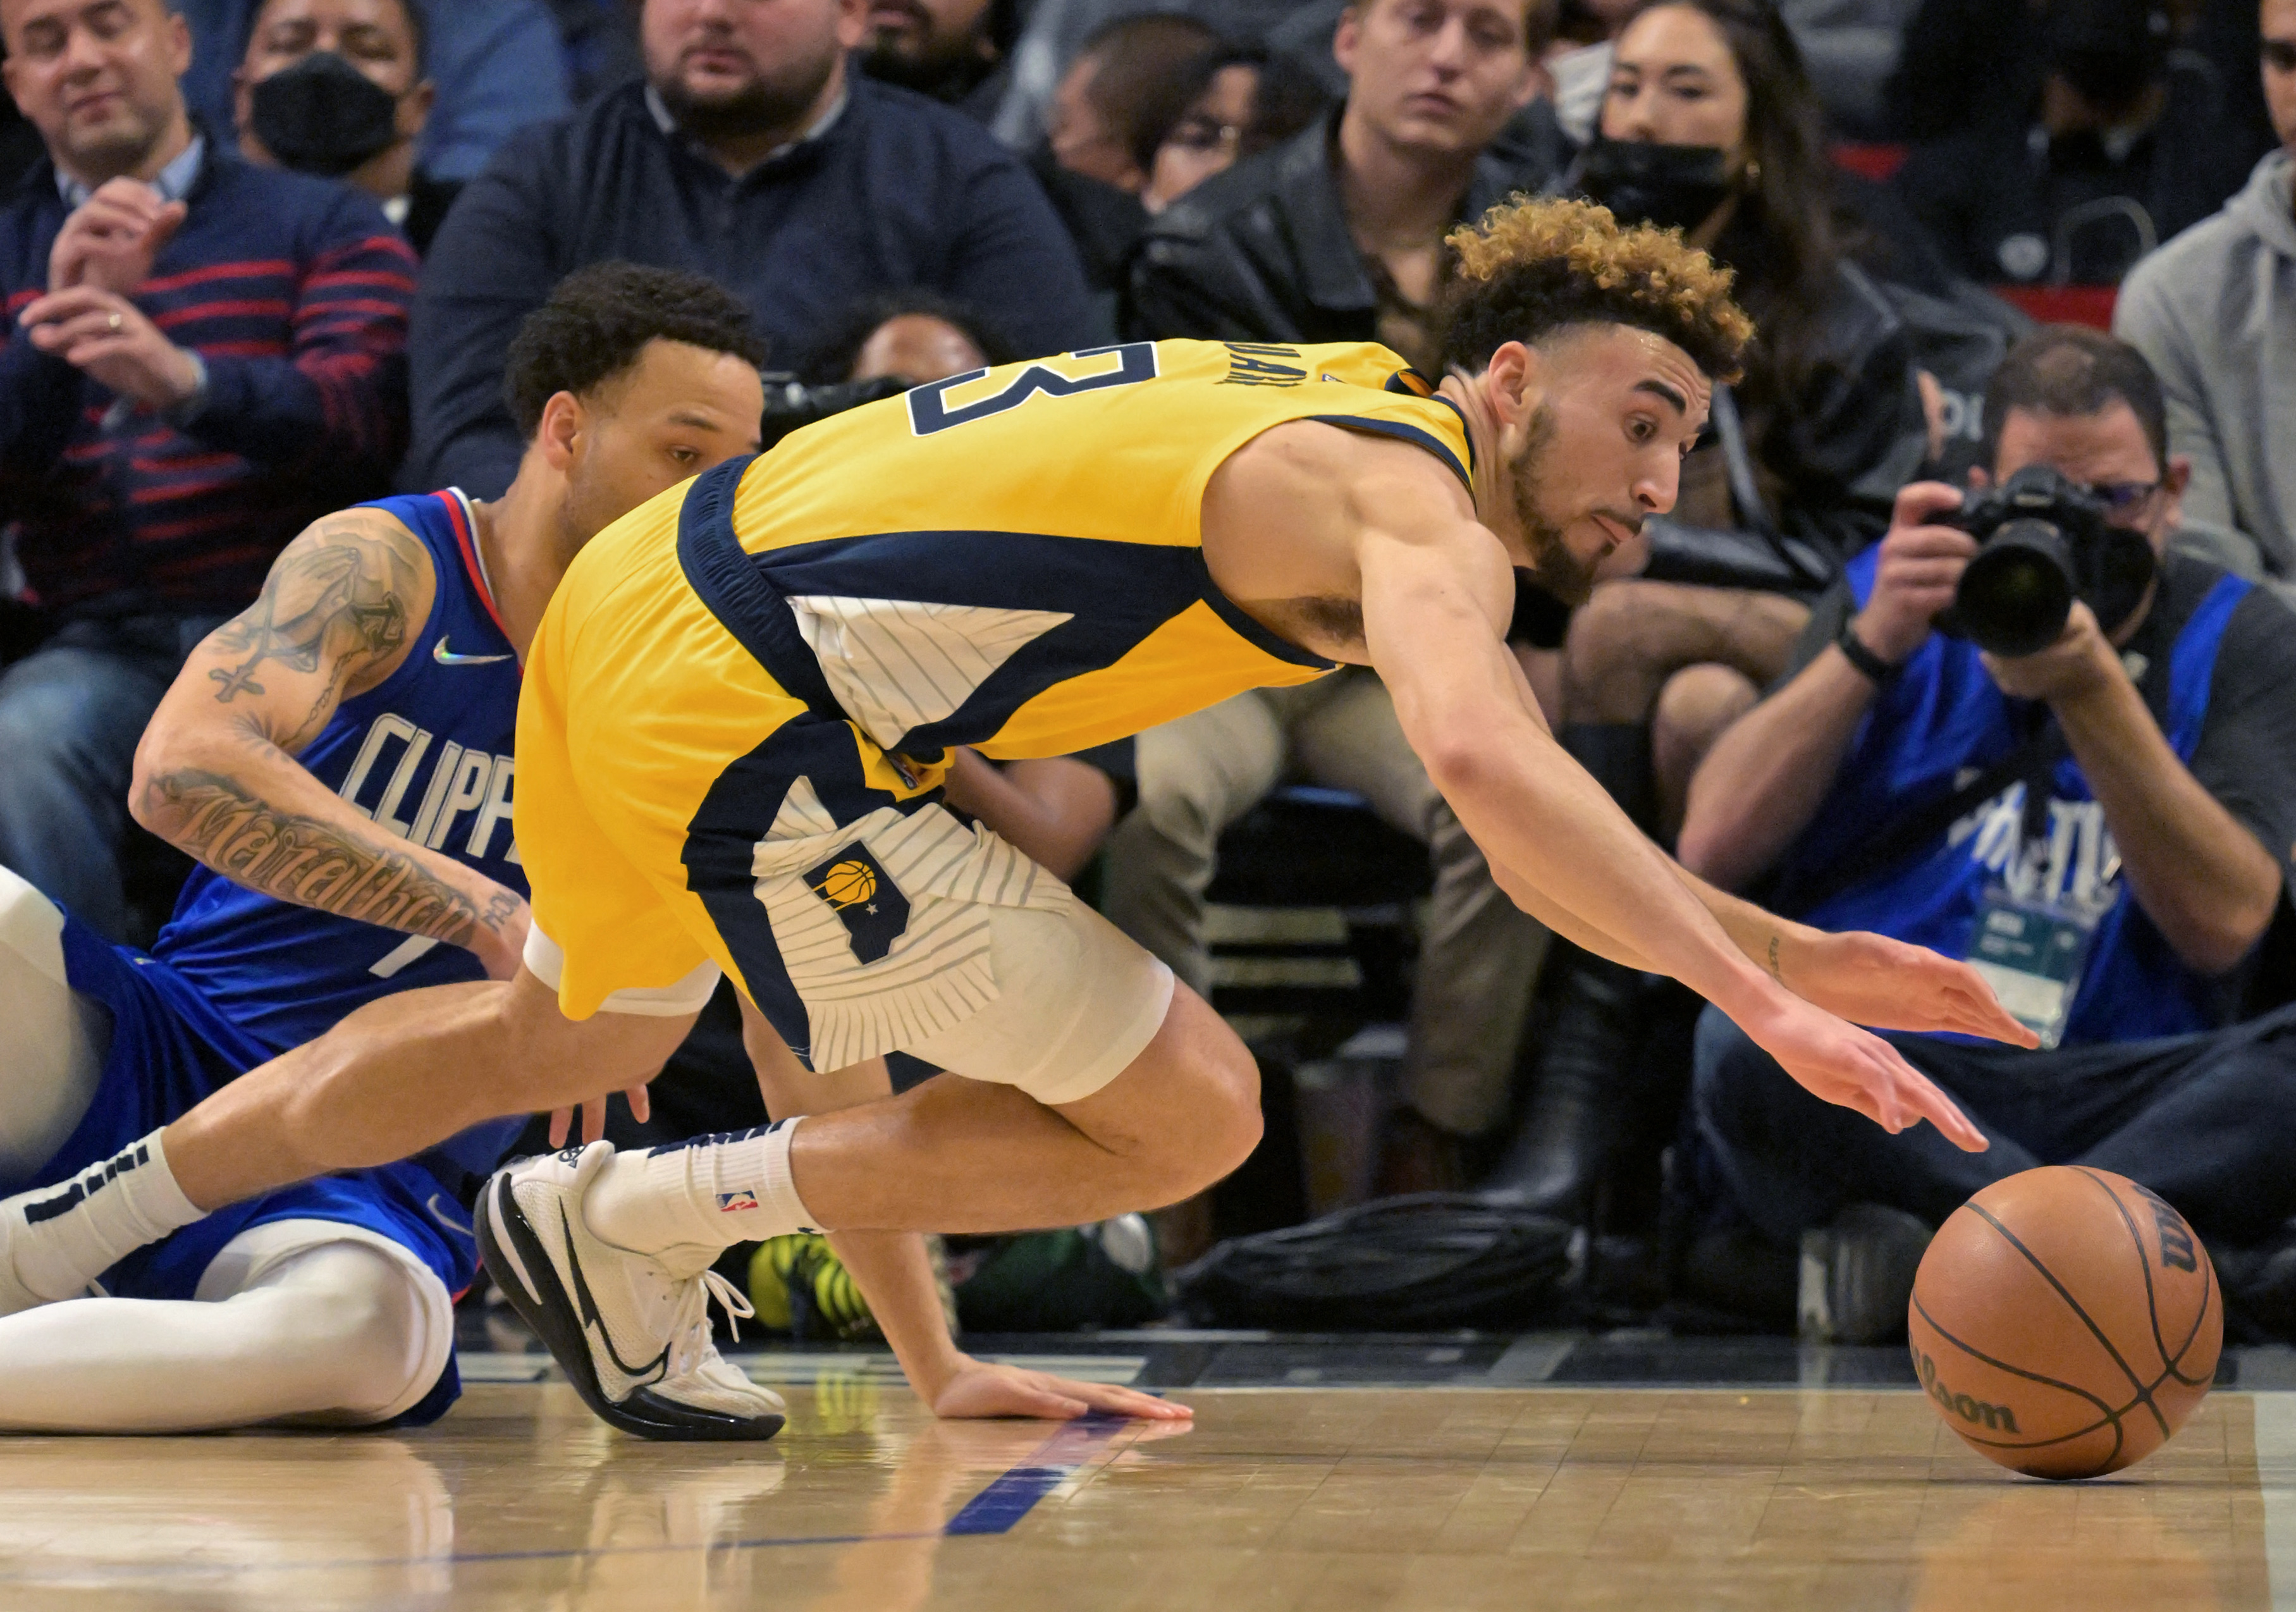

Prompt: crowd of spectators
[4,0,2296,1341]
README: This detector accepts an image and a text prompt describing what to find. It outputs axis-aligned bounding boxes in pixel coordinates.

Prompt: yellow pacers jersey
[696,336,1474,760]
[518,339,1473,1022]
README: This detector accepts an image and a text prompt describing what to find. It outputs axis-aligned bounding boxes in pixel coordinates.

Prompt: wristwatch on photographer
[1835,615,1900,684]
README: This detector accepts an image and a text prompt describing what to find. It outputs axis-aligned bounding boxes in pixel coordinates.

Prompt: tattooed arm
[130,509,531,978]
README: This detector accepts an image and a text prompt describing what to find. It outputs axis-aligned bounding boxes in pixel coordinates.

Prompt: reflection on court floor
[1,1376,2290,1610]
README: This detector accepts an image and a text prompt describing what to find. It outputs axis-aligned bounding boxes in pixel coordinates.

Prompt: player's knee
[1653,663,1758,759]
[1177,1038,1263,1196]
[271,1244,441,1420]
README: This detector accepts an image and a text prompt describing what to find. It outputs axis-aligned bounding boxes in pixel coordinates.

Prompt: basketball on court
[1908,1167,2222,1480]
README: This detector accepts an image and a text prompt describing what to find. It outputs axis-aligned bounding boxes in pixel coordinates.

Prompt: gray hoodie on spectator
[2117,150,2296,584]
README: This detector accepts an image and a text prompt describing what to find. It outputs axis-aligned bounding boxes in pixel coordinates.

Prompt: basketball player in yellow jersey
[0,199,2033,1440]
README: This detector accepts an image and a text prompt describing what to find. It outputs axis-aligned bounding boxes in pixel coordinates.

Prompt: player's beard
[1509,403,1602,608]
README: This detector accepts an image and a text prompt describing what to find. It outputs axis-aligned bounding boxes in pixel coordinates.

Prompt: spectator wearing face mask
[1544,0,1638,142]
[1030,11,1219,298]
[178,0,574,185]
[232,0,457,254]
[0,0,414,941]
[406,0,1093,501]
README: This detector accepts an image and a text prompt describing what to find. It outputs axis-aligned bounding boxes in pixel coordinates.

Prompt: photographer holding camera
[1674,326,2296,1341]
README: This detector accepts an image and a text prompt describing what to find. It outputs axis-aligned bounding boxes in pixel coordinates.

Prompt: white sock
[9,1129,206,1301]
[584,1119,823,1256]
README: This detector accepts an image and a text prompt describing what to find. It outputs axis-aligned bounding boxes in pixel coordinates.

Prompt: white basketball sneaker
[476,1143,787,1441]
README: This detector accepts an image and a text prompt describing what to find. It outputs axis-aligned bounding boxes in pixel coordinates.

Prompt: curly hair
[505,263,770,438]
[1438,195,1755,383]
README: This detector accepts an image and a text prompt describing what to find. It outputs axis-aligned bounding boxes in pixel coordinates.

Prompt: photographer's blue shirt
[1772,550,2296,1043]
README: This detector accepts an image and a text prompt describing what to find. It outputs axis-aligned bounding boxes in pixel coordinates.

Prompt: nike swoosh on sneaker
[559,1200,671,1397]
[434,637,513,666]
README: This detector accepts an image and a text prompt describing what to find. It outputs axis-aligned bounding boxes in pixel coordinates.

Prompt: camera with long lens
[1933,465,2152,657]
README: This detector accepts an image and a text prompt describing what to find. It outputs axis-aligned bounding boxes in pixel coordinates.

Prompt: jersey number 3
[907,343,1159,436]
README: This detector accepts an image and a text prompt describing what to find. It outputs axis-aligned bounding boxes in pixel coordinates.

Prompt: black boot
[1485,952,1647,1223]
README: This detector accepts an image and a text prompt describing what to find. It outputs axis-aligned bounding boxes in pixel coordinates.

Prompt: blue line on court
[948,1413,1132,1535]
[0,1415,1140,1586]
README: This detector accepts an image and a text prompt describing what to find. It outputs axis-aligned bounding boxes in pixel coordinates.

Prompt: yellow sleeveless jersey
[684,336,1475,760]
[515,338,1474,1021]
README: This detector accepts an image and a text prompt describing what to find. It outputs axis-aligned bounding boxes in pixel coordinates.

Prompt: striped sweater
[0,147,414,618]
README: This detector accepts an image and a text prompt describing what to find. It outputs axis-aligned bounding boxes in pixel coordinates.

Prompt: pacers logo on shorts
[802,842,911,964]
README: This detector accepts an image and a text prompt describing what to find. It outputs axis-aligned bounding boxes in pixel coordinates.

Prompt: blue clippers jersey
[154,490,527,1053]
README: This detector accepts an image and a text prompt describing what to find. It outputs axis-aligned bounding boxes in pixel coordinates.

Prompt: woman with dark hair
[1495,0,1929,1221]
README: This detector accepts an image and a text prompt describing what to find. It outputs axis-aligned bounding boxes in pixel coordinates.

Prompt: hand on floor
[926,1355,1191,1423]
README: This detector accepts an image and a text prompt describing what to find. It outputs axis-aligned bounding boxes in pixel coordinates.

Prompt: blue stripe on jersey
[152,491,527,1054]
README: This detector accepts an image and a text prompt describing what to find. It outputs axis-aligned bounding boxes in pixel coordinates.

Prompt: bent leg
[0,1227,447,1432]
[2079,1026,2296,1246]
[1561,581,1809,726]
[790,979,1260,1232]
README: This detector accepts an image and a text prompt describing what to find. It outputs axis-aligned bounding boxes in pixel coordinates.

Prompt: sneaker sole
[475,1170,785,1443]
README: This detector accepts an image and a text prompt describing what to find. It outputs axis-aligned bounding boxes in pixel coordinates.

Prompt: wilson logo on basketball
[2132,1182,2199,1273]
[1914,1349,2022,1434]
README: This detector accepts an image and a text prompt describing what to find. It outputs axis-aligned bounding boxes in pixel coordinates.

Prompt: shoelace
[662,1268,757,1383]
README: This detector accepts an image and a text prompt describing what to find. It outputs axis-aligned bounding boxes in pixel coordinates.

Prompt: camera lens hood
[1947,516,2077,656]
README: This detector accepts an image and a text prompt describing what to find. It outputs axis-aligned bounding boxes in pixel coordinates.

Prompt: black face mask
[249,52,402,178]
[1576,138,1734,235]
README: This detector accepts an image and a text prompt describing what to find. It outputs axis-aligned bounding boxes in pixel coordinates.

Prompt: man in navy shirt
[407,0,1095,500]
[0,0,415,942]
[1678,327,2296,1341]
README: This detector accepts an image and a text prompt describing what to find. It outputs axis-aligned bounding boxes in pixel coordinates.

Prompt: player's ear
[1482,340,1538,428]
[537,390,586,472]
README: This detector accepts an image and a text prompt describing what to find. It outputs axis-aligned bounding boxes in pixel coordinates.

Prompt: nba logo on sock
[802,841,911,964]
[717,1190,760,1213]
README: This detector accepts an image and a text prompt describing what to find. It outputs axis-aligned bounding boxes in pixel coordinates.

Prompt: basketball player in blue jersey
[0,264,776,1431]
[0,202,2034,1443]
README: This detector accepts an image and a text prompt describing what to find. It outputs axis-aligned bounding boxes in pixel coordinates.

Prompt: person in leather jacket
[1123,0,1567,369]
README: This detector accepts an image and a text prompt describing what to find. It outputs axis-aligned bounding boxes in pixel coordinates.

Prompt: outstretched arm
[1360,518,1988,1149]
[1473,607,2028,1043]
[739,1000,1186,1422]
[130,510,528,979]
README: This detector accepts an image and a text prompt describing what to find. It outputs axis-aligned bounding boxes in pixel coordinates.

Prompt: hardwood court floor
[3,1379,2292,1610]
